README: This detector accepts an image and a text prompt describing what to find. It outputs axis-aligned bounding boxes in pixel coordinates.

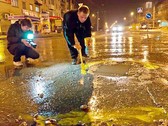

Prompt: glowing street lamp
[78,3,83,7]
[130,12,134,17]
[92,14,95,17]
[105,22,108,29]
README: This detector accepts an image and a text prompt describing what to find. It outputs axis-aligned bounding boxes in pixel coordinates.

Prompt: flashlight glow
[27,34,34,39]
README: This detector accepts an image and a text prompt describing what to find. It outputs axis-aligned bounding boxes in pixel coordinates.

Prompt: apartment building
[0,0,76,34]
[155,0,168,27]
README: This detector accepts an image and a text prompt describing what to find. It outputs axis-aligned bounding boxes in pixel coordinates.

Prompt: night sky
[76,0,158,25]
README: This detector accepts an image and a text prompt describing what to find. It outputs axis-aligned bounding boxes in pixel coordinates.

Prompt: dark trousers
[64,32,86,59]
[8,43,39,62]
[66,40,86,59]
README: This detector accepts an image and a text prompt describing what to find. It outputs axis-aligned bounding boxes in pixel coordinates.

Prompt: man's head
[77,5,90,23]
[20,19,32,31]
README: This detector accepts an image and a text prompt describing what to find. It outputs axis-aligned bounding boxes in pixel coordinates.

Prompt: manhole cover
[94,64,131,76]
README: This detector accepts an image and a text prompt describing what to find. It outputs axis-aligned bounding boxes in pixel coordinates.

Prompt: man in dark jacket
[63,5,92,65]
[7,19,39,66]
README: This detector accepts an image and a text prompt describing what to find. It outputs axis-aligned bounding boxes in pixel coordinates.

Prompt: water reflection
[36,38,54,61]
[155,35,161,41]
[31,76,46,95]
[0,40,6,62]
[91,37,96,57]
[35,37,70,63]
[88,95,98,112]
[111,32,123,37]
[28,73,53,102]
[111,32,125,55]
[128,37,133,55]
[89,32,160,63]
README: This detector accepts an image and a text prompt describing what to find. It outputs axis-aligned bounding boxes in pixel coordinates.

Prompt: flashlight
[24,31,37,48]
[27,33,34,40]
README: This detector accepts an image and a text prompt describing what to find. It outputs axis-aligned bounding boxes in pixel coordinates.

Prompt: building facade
[155,0,168,27]
[0,0,76,34]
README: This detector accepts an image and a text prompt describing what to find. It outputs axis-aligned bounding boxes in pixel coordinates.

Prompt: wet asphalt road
[1,31,168,125]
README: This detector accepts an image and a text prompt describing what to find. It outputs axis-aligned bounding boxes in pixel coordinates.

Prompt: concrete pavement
[1,30,168,125]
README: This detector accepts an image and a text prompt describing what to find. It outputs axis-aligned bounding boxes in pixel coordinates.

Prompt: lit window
[30,4,33,11]
[11,0,18,7]
[35,6,40,12]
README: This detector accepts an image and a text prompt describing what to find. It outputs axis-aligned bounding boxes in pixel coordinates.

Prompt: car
[111,25,123,32]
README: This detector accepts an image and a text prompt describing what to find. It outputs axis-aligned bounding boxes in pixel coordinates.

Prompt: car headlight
[118,26,123,31]
[112,27,117,31]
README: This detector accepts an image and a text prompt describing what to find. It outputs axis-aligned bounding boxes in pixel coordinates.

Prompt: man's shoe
[72,58,77,65]
[13,61,23,67]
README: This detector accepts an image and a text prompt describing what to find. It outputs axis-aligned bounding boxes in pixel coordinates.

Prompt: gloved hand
[84,37,92,47]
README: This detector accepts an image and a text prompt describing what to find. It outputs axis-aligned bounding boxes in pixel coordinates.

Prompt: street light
[130,12,134,16]
[105,22,108,29]
[78,3,83,7]
[110,20,117,28]
[130,12,135,24]
[92,14,95,17]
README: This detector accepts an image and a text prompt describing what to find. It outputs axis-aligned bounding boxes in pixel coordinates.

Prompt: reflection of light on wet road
[92,32,96,36]
[111,32,123,37]
[37,39,54,61]
[109,57,133,61]
[142,34,152,39]
[28,63,70,102]
[142,46,149,62]
[0,41,5,62]
[105,36,108,44]
[102,76,127,80]
[35,37,69,63]
[89,96,98,111]
[110,32,125,55]
[155,36,161,41]
[88,73,128,120]
[128,37,133,55]
[91,37,96,57]
[30,76,45,94]
[35,82,45,95]
[29,75,50,101]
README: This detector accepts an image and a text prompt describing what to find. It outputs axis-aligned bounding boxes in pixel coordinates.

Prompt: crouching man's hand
[21,39,32,48]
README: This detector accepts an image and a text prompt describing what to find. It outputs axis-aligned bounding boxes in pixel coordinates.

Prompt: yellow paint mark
[141,62,159,69]
[51,106,168,125]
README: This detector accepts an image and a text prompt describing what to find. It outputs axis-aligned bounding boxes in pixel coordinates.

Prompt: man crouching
[7,19,39,66]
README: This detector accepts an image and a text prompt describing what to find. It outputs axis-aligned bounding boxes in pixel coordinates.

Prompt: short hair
[20,19,32,28]
[78,5,90,15]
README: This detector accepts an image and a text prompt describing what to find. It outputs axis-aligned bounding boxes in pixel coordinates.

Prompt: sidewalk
[0,32,63,40]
